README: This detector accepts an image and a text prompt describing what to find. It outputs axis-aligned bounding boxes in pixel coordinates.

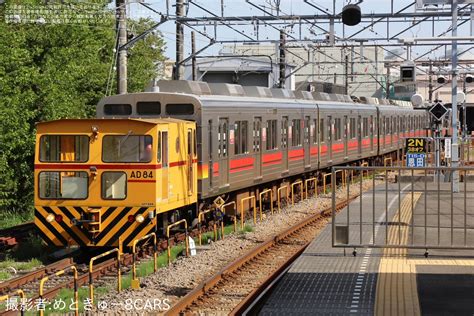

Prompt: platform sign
[406,138,426,153]
[407,153,426,167]
[445,138,451,159]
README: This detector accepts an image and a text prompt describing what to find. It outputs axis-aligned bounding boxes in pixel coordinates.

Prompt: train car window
[165,103,194,115]
[292,119,302,147]
[235,121,249,154]
[313,119,318,144]
[266,120,277,150]
[386,117,391,134]
[350,118,356,139]
[320,119,325,143]
[104,104,132,115]
[102,135,153,163]
[39,171,88,200]
[281,117,288,148]
[219,119,228,157]
[304,116,310,144]
[335,118,342,141]
[363,118,369,137]
[137,101,161,115]
[40,135,89,162]
[101,172,127,200]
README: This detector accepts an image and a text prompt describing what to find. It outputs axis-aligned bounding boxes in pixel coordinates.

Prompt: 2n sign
[406,138,426,153]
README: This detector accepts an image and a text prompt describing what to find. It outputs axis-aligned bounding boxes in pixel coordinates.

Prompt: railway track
[0,222,36,251]
[165,198,355,315]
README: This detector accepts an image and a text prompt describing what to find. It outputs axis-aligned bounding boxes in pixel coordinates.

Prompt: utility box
[335,225,349,245]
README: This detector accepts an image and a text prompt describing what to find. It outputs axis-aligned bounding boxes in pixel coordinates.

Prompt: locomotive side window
[40,135,89,162]
[266,120,277,150]
[137,101,161,115]
[104,104,132,115]
[292,119,302,147]
[166,103,194,115]
[101,172,127,200]
[39,171,88,200]
[234,121,249,155]
[102,135,153,163]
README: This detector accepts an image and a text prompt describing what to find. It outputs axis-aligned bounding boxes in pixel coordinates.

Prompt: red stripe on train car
[263,152,282,166]
[289,148,304,161]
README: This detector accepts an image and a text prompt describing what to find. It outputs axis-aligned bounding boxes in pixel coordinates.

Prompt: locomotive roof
[36,117,190,126]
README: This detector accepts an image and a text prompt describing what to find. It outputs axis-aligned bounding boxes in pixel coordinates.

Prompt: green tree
[0,2,166,226]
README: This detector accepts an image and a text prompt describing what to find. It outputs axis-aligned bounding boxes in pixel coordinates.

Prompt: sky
[124,0,473,60]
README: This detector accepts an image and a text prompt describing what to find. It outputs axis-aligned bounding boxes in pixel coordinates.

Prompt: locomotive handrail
[277,185,289,212]
[304,178,317,199]
[40,266,78,316]
[0,290,25,316]
[166,219,189,265]
[89,249,121,303]
[291,181,303,205]
[259,189,274,216]
[131,232,157,289]
[240,196,257,229]
[220,201,237,233]
[197,209,216,245]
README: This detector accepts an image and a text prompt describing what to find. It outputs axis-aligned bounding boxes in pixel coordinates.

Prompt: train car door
[370,115,375,153]
[281,116,289,172]
[218,118,229,187]
[358,115,362,155]
[304,116,311,168]
[253,117,262,178]
[160,130,169,200]
[328,116,333,162]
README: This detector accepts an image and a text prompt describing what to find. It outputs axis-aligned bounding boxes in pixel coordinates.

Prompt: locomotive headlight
[46,213,55,223]
[135,215,145,223]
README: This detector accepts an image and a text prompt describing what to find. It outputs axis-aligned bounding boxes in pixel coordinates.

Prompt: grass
[0,271,11,281]
[0,210,33,230]
[28,221,255,313]
[0,258,42,271]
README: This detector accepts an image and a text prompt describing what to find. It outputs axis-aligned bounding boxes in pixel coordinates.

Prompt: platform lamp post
[451,0,460,192]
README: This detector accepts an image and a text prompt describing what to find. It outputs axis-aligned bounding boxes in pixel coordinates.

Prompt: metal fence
[331,166,474,253]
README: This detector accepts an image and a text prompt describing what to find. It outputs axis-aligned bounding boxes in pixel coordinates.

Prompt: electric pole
[191,31,196,81]
[174,0,185,80]
[278,29,286,88]
[116,0,128,94]
[451,0,460,191]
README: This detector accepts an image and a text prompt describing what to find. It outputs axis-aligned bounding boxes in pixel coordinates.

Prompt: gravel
[96,179,380,315]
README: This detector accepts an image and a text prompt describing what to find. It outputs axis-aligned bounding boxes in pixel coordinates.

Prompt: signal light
[55,214,63,223]
[342,4,361,26]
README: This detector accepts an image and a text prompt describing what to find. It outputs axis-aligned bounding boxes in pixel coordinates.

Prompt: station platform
[258,180,474,315]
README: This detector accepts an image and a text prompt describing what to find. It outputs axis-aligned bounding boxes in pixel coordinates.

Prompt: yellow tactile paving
[375,192,474,316]
[375,192,422,316]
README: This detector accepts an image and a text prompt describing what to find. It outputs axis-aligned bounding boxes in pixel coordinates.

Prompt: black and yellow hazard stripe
[34,205,157,247]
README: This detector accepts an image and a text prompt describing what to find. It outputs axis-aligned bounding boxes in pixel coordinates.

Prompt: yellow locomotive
[34,118,197,247]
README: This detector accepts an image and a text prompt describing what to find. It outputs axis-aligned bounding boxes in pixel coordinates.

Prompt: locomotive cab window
[102,135,153,163]
[137,101,161,115]
[166,104,194,115]
[40,135,89,162]
[104,104,132,116]
[102,172,127,200]
[39,171,88,199]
